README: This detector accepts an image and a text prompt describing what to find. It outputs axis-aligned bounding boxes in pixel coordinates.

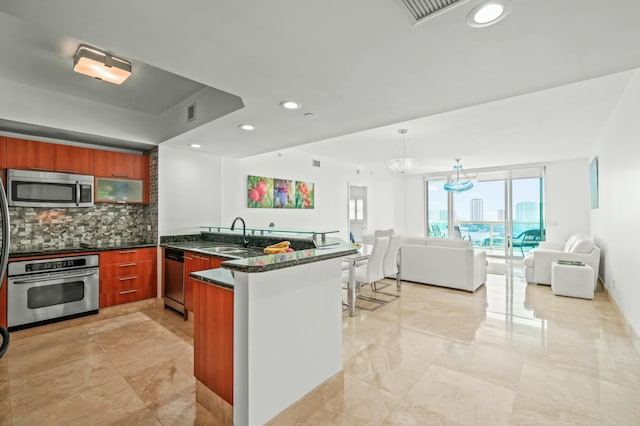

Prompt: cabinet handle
[184,256,193,260]
[113,174,130,178]
[30,167,54,172]
[195,255,210,261]
[119,289,138,295]
[119,250,137,254]
[119,263,137,267]
[56,169,75,173]
[119,276,137,281]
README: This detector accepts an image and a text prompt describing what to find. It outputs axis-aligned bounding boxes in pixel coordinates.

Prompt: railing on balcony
[428,221,544,257]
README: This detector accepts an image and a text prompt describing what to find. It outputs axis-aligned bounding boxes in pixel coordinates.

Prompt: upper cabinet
[94,150,148,180]
[53,144,94,175]
[6,138,54,171]
[0,136,6,169]
[6,138,94,175]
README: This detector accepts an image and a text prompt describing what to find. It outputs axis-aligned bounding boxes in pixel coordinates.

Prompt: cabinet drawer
[100,274,153,294]
[100,247,156,264]
[100,286,154,308]
[100,260,154,279]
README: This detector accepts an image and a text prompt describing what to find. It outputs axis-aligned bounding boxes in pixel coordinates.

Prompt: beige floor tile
[434,340,524,390]
[152,393,227,425]
[404,364,516,425]
[2,263,640,425]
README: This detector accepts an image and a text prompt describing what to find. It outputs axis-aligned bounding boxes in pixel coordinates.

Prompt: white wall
[219,150,403,240]
[158,145,222,235]
[545,159,591,242]
[591,69,640,335]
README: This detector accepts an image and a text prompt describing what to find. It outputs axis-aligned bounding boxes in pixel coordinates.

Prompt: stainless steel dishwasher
[164,249,184,314]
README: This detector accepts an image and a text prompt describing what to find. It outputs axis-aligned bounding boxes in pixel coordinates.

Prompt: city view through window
[427,176,544,257]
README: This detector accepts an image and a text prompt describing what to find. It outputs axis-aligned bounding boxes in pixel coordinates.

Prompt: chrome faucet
[230,216,249,247]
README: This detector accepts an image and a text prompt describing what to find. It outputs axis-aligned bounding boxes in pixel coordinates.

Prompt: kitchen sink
[201,246,241,253]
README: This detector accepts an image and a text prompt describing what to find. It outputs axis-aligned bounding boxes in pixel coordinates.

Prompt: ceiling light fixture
[387,129,420,174]
[73,45,132,84]
[467,1,510,28]
[189,144,201,148]
[444,158,474,192]
[280,100,301,110]
[239,124,255,131]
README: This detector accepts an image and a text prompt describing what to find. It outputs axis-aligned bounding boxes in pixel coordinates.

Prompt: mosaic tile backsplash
[5,147,159,253]
[8,204,155,251]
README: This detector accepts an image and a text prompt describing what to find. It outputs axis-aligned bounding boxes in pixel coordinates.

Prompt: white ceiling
[0,0,639,169]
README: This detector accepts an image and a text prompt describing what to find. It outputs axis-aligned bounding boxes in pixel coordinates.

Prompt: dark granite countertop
[189,268,235,290]
[160,241,265,260]
[9,242,157,258]
[219,238,356,273]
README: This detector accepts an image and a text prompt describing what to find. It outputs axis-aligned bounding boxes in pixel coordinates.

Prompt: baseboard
[196,380,233,425]
[601,277,640,355]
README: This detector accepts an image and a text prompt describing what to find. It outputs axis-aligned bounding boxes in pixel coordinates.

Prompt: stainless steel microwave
[7,169,94,208]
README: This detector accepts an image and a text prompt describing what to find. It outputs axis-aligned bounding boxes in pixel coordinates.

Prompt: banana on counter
[263,240,294,254]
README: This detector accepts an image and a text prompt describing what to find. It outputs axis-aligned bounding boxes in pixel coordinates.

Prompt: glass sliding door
[426,180,448,238]
[452,179,505,255]
[425,166,545,259]
[509,177,544,257]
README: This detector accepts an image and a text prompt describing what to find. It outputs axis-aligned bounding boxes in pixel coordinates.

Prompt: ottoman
[551,261,595,299]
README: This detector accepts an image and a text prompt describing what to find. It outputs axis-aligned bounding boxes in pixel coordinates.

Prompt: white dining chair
[342,236,389,311]
[373,233,402,297]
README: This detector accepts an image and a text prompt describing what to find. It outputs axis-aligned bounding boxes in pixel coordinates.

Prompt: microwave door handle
[75,181,80,207]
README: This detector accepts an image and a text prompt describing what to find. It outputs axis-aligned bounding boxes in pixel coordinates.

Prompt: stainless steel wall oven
[7,254,99,330]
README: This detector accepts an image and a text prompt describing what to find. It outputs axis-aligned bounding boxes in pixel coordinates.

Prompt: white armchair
[523,233,600,289]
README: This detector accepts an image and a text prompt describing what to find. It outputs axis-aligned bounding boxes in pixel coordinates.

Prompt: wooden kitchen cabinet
[183,251,223,315]
[6,138,94,175]
[99,247,157,308]
[53,144,94,175]
[6,138,55,171]
[94,150,150,204]
[193,278,234,405]
[0,136,6,169]
[94,150,149,180]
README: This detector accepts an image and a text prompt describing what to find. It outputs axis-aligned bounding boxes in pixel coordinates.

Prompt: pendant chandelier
[444,158,474,192]
[387,129,420,174]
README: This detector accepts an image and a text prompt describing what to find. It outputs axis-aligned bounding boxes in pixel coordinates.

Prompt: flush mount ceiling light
[444,158,474,192]
[387,129,420,174]
[467,0,510,28]
[239,124,255,131]
[280,100,301,110]
[73,44,132,84]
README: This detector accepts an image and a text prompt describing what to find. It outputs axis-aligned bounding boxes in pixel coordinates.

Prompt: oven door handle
[11,270,98,284]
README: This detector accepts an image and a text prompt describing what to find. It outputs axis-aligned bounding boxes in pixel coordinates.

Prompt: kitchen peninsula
[161,228,356,425]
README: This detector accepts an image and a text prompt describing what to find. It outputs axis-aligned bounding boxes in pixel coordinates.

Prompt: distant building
[471,199,483,221]
[497,209,504,221]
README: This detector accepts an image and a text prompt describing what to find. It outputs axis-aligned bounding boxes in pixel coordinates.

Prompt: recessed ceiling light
[239,124,255,131]
[280,100,301,110]
[467,1,510,28]
[189,144,201,148]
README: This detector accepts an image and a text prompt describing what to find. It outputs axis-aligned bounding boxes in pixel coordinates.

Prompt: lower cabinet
[184,252,224,315]
[100,247,157,308]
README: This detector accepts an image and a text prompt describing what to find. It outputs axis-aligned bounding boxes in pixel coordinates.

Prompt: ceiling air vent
[399,0,469,24]
[312,159,321,168]
[187,103,196,122]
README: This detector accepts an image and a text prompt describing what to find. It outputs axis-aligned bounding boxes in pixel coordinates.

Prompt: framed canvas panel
[295,181,314,209]
[247,175,274,208]
[273,178,295,208]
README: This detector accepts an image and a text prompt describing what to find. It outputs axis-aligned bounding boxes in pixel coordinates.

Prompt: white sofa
[523,233,600,289]
[401,237,487,292]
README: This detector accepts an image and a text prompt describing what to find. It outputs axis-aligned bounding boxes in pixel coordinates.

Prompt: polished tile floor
[2,262,640,425]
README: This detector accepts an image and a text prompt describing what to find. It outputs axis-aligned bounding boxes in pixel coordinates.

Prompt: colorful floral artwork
[273,178,295,208]
[247,176,274,208]
[247,175,315,209]
[295,181,314,209]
